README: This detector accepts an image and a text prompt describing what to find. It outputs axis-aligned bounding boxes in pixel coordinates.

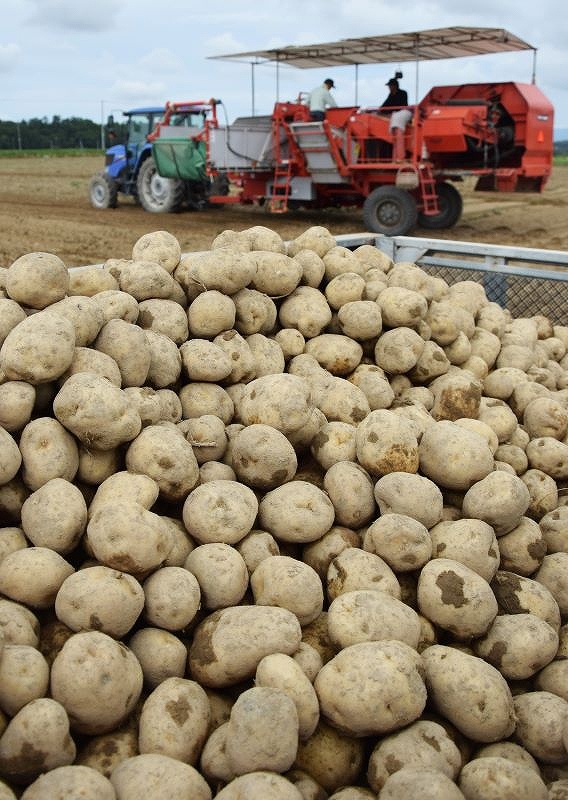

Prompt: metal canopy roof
[208,26,535,68]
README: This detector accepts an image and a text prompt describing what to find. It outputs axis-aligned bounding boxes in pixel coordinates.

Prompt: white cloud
[27,0,119,31]
[109,79,167,107]
[0,44,21,72]
[138,48,184,73]
[205,32,247,55]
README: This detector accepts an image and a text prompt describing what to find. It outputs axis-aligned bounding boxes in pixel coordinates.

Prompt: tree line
[0,116,127,150]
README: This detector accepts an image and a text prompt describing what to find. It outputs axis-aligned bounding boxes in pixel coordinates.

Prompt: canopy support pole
[251,62,256,116]
[531,48,537,84]
[354,63,359,104]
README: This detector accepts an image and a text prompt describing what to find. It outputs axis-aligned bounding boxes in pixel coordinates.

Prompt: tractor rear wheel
[362,186,418,236]
[418,181,463,229]
[89,172,118,209]
[136,157,185,213]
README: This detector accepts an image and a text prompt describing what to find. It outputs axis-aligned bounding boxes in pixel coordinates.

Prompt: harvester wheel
[89,172,118,209]
[418,182,463,229]
[136,157,185,213]
[362,186,418,236]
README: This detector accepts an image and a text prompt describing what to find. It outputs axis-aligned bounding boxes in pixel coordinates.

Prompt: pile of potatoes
[3,224,568,799]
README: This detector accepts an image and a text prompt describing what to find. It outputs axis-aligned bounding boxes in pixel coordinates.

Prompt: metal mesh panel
[421,265,568,324]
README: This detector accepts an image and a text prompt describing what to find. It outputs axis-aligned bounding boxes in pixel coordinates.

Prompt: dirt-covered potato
[126,424,199,502]
[418,558,497,638]
[419,420,494,490]
[0,298,26,348]
[258,481,335,544]
[0,644,49,716]
[491,570,561,631]
[367,719,462,793]
[110,753,212,800]
[182,479,257,545]
[54,372,141,451]
[374,326,425,374]
[0,547,74,610]
[513,691,568,764]
[55,565,143,637]
[20,478,86,554]
[251,556,323,626]
[363,514,432,572]
[422,645,516,742]
[188,605,302,688]
[47,295,105,347]
[378,286,428,328]
[138,677,210,765]
[356,410,419,477]
[0,429,21,487]
[323,462,375,529]
[327,547,401,601]
[1,310,75,384]
[127,630,186,694]
[20,764,116,799]
[315,640,426,736]
[534,553,568,616]
[0,698,76,785]
[327,589,421,650]
[50,630,142,735]
[185,544,247,610]
[374,471,443,528]
[294,719,365,793]
[230,424,297,489]
[429,518,499,582]
[459,756,548,800]
[132,230,181,273]
[474,612,558,679]
[462,471,531,536]
[6,252,69,309]
[279,286,332,339]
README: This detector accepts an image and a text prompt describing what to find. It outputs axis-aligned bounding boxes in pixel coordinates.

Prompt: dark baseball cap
[386,78,399,87]
[324,78,335,88]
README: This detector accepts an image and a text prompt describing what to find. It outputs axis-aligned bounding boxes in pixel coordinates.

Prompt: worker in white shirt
[308,79,337,121]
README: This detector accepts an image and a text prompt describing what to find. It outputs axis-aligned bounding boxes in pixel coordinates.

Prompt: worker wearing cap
[381,77,412,161]
[308,79,337,121]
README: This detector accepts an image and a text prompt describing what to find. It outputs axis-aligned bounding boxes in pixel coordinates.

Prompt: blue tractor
[89,103,216,212]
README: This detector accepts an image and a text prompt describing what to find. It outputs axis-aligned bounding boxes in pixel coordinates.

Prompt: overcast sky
[1,0,567,132]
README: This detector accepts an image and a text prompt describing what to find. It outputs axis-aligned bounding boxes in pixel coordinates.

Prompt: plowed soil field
[1,155,567,267]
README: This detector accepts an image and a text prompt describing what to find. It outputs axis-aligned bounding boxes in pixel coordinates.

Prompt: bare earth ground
[0,155,567,268]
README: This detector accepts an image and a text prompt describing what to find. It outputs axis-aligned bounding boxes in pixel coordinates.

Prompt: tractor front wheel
[136,157,185,213]
[362,186,418,236]
[418,181,463,229]
[89,172,118,209]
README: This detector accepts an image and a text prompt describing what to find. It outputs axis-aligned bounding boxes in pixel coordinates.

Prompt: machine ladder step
[419,164,440,215]
[270,160,292,213]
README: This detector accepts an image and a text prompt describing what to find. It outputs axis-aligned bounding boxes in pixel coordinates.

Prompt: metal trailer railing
[334,234,568,325]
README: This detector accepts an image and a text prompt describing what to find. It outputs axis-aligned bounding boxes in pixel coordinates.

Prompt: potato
[0,547,74,610]
[526,436,568,479]
[239,373,314,435]
[200,722,234,783]
[188,605,302,688]
[215,772,302,799]
[429,519,499,582]
[323,462,375,529]
[541,506,568,552]
[225,686,299,775]
[199,460,236,483]
[128,627,186,689]
[474,613,558,679]
[232,287,277,336]
[374,327,425,373]
[497,516,546,575]
[327,589,421,650]
[374,471,443,528]
[144,329,182,388]
[86,501,171,575]
[185,544,247,610]
[247,332,286,376]
[94,318,151,386]
[132,230,181,273]
[491,570,561,631]
[251,555,323,626]
[255,654,319,741]
[0,527,27,564]
[378,286,428,328]
[51,631,142,735]
[55,565,144,637]
[54,373,141,451]
[258,481,335,544]
[60,345,123,387]
[110,754,212,800]
[0,429,21,487]
[380,768,465,799]
[311,422,357,469]
[0,298,26,348]
[20,478,86,554]
[356,410,419,477]
[20,765,116,800]
[179,381,234,424]
[513,691,568,763]
[367,719,462,792]
[348,364,394,410]
[0,644,49,716]
[1,310,75,384]
[315,640,426,736]
[125,424,199,502]
[182,479,257,545]
[294,719,365,793]
[69,265,118,296]
[325,273,365,310]
[138,677,210,765]
[88,470,158,518]
[0,380,36,432]
[521,468,559,519]
[187,290,236,337]
[419,420,494,491]
[422,645,516,742]
[327,547,401,601]
[535,553,568,615]
[363,514,432,572]
[462,471,530,536]
[0,599,39,647]
[418,558,497,639]
[91,288,139,324]
[0,698,75,785]
[6,251,69,309]
[231,424,297,489]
